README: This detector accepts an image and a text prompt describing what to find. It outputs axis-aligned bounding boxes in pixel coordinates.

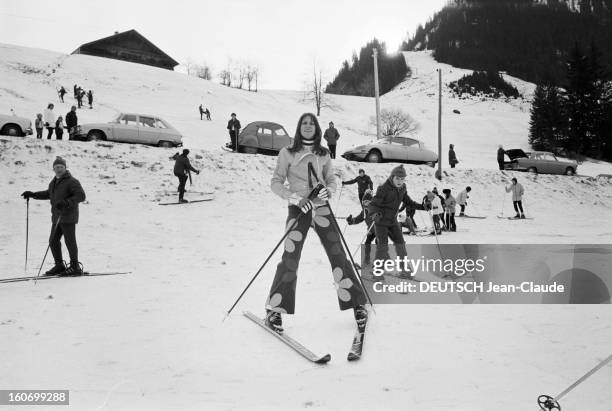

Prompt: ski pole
[538,353,612,411]
[350,220,376,259]
[34,215,62,284]
[325,200,375,310]
[335,183,344,211]
[500,187,507,218]
[25,198,29,276]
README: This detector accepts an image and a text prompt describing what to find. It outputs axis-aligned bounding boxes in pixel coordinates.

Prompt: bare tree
[370,108,420,137]
[195,63,212,80]
[218,69,231,86]
[303,64,330,116]
[246,65,254,91]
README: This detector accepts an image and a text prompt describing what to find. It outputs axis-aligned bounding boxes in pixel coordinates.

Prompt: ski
[501,216,534,220]
[158,199,213,205]
[456,215,487,219]
[243,311,331,364]
[347,327,366,361]
[0,271,131,284]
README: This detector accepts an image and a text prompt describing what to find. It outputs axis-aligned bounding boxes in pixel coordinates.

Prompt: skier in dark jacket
[342,169,373,203]
[346,190,376,263]
[226,113,241,150]
[497,145,505,170]
[66,106,78,139]
[21,157,86,276]
[449,144,458,168]
[58,86,67,103]
[199,104,204,120]
[368,165,424,276]
[87,90,93,109]
[173,149,200,203]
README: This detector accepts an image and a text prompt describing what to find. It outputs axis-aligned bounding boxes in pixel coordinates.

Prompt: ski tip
[347,352,361,362]
[316,354,332,364]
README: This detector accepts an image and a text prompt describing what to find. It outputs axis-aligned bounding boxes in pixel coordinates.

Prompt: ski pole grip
[307,183,325,201]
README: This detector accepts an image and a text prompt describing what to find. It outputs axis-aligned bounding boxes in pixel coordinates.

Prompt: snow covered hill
[1,44,611,410]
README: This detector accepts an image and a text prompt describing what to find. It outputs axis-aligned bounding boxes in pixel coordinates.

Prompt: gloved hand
[196,170,200,175]
[317,187,330,201]
[21,191,34,199]
[298,198,313,214]
[346,215,354,225]
[372,212,382,223]
[56,200,69,210]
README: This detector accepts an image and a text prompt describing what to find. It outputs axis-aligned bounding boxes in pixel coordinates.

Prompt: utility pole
[373,48,381,140]
[436,68,442,181]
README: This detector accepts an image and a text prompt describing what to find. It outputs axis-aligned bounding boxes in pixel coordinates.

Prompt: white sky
[0,0,447,90]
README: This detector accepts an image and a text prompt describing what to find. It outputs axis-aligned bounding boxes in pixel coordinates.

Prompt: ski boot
[44,261,66,276]
[514,214,520,219]
[60,262,84,276]
[265,310,283,334]
[520,214,526,219]
[353,305,368,333]
[179,199,189,203]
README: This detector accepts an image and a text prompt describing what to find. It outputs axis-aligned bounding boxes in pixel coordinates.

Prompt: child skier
[346,189,376,265]
[442,188,457,232]
[426,191,443,235]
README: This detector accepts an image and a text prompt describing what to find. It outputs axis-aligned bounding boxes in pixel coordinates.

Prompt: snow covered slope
[1,44,611,410]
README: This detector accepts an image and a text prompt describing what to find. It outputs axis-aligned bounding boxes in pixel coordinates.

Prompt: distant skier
[199,104,204,120]
[342,169,373,203]
[346,190,376,261]
[173,149,200,203]
[266,112,367,334]
[205,108,211,121]
[87,90,93,109]
[43,103,56,139]
[432,187,446,228]
[35,113,44,139]
[425,191,443,235]
[497,145,505,171]
[506,178,525,219]
[55,116,65,140]
[226,113,241,150]
[65,106,78,140]
[76,88,83,108]
[442,188,457,232]
[323,121,340,159]
[21,156,86,276]
[58,86,67,103]
[457,186,471,216]
[73,84,78,99]
[368,165,425,274]
[449,144,458,168]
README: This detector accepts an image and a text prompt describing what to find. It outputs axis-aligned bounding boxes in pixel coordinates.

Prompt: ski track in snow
[1,43,611,410]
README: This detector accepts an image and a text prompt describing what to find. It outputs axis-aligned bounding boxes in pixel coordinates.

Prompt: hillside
[1,43,612,410]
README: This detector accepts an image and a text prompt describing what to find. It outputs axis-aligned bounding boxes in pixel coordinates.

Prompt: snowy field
[1,43,611,410]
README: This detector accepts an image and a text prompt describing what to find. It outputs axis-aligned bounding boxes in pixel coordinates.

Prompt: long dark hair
[289,113,328,156]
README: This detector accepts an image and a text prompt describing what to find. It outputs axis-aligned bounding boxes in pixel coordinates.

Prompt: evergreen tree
[529,84,549,149]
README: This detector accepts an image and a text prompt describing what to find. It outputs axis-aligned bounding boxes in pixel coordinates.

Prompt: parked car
[504,149,578,175]
[73,113,182,147]
[0,113,33,137]
[237,121,293,154]
[341,136,438,165]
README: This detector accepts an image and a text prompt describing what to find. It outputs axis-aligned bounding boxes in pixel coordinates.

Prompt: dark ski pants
[200,113,203,120]
[363,230,376,265]
[46,127,54,139]
[373,223,407,263]
[36,128,43,139]
[328,144,336,159]
[460,204,466,214]
[445,212,456,231]
[513,201,524,214]
[450,163,456,168]
[228,131,238,149]
[50,223,78,265]
[498,162,504,171]
[55,129,63,140]
[267,205,367,314]
[176,174,188,200]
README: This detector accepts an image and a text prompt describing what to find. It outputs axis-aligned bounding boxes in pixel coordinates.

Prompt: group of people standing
[198,104,211,120]
[36,104,78,140]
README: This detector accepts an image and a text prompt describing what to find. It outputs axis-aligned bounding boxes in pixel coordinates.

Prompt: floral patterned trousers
[267,205,367,314]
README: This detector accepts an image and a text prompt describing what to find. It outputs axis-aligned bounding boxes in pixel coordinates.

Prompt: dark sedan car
[237,121,293,154]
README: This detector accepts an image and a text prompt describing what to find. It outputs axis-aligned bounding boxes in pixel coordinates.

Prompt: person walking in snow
[226,113,241,150]
[457,186,471,216]
[506,178,525,219]
[21,156,86,276]
[43,103,56,139]
[368,165,425,274]
[449,144,458,168]
[66,106,78,140]
[173,149,200,203]
[342,169,373,203]
[199,104,204,120]
[55,116,65,140]
[87,90,93,109]
[442,188,457,232]
[58,86,67,103]
[35,113,44,139]
[323,121,340,159]
[346,190,376,262]
[266,112,367,334]
[497,145,506,171]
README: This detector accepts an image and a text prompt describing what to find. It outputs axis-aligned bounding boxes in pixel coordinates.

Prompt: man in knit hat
[368,165,424,278]
[22,156,86,276]
[173,149,200,203]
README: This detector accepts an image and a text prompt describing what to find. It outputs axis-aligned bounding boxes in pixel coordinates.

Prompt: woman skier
[266,113,367,334]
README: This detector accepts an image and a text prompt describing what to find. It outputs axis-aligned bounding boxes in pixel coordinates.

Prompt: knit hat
[390,165,407,178]
[182,149,190,155]
[53,156,66,167]
[442,188,451,194]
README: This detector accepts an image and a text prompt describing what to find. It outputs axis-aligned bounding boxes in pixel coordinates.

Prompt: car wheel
[243,146,258,154]
[527,167,537,174]
[366,150,382,163]
[565,167,575,176]
[1,124,22,137]
[158,141,173,148]
[88,130,106,141]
